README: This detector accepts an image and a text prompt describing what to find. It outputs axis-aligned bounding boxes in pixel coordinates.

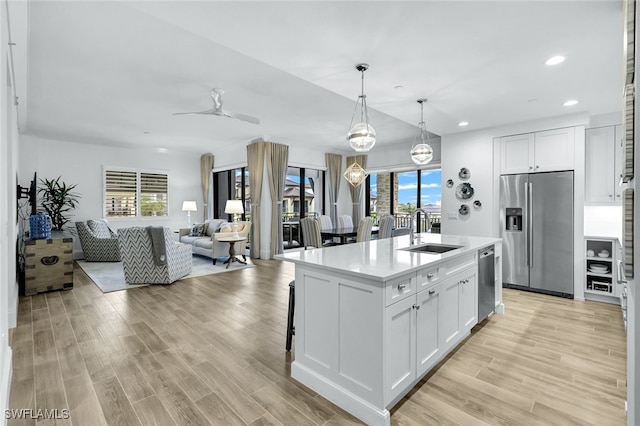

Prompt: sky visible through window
[370,170,442,207]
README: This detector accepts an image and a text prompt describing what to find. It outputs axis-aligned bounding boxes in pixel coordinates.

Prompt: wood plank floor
[8,259,627,425]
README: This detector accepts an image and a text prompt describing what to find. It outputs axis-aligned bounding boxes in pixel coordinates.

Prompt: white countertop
[276,233,501,282]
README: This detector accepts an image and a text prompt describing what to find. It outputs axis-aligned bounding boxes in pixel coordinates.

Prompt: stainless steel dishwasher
[478,246,495,322]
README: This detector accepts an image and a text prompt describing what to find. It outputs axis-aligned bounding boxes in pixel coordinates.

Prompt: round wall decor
[458,167,470,179]
[459,204,469,215]
[473,200,482,208]
[455,182,474,200]
[446,179,454,188]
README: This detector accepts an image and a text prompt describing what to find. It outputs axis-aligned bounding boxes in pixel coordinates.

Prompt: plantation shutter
[105,170,137,217]
[140,172,168,216]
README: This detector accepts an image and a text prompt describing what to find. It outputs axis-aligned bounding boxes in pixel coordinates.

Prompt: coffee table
[217,236,247,269]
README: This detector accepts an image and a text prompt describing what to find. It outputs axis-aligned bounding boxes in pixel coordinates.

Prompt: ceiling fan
[173,88,260,125]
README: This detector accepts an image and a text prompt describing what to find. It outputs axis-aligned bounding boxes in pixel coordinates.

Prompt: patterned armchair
[117,227,192,285]
[76,219,121,262]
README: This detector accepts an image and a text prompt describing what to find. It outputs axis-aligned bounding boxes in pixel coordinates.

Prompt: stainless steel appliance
[478,246,495,322]
[500,171,574,297]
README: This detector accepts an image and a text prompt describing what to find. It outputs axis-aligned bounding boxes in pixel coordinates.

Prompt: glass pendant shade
[410,143,433,165]
[347,64,376,152]
[348,122,376,152]
[343,162,368,187]
[410,98,434,166]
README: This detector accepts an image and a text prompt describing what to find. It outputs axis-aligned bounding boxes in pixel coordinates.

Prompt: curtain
[247,142,265,259]
[325,153,343,226]
[266,142,289,258]
[199,153,214,221]
[347,154,367,224]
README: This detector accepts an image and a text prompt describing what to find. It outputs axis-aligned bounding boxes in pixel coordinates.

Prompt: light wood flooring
[8,259,627,425]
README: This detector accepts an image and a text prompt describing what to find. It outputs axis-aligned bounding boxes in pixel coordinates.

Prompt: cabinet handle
[529,166,533,170]
[428,290,435,296]
[398,283,406,290]
[427,272,435,278]
[609,194,613,198]
[535,165,539,169]
[412,304,421,310]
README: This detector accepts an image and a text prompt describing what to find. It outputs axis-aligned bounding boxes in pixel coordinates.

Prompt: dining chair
[317,215,333,231]
[356,216,373,242]
[300,217,323,249]
[338,215,354,228]
[378,215,394,239]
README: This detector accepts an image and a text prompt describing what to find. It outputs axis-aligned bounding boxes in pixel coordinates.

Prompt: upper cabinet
[500,127,575,175]
[585,125,624,205]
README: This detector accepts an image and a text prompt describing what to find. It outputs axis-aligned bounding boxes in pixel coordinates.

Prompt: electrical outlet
[448,212,458,220]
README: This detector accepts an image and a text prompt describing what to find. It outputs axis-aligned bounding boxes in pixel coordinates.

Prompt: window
[213,167,250,221]
[104,168,168,218]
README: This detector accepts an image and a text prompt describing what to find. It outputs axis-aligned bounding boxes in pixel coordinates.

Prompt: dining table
[320,226,379,245]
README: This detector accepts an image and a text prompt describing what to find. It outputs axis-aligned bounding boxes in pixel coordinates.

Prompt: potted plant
[38,176,81,231]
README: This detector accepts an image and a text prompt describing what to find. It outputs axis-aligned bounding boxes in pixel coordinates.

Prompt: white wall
[584,206,623,241]
[19,135,203,257]
[1,0,18,420]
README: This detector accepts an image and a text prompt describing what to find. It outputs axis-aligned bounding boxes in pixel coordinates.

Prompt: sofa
[179,219,250,264]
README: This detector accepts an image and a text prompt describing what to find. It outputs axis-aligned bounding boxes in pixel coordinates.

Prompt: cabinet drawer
[417,266,441,290]
[386,274,416,307]
[443,254,476,278]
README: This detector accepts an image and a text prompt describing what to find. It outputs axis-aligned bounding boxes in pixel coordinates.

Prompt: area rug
[77,254,254,293]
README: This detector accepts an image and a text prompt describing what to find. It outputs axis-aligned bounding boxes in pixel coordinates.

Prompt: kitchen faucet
[409,208,432,245]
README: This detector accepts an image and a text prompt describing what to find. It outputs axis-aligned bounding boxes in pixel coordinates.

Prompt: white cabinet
[383,263,477,404]
[500,127,575,175]
[585,125,624,205]
[385,296,416,404]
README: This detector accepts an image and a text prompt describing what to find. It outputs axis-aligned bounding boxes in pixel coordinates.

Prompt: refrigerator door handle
[528,182,533,268]
[524,181,529,267]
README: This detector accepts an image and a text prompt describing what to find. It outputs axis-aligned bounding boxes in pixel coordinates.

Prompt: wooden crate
[23,233,74,296]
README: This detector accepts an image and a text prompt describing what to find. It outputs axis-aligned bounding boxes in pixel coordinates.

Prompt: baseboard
[496,302,505,314]
[1,347,13,426]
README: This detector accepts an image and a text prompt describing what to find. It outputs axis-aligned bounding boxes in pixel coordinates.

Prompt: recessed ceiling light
[545,56,566,66]
[563,99,578,107]
[394,85,404,90]
[458,121,469,127]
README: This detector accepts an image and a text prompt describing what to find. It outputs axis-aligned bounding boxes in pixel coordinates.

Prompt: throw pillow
[219,224,233,233]
[189,223,207,237]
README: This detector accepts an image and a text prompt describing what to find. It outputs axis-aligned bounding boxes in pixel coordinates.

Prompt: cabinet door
[439,278,460,352]
[384,296,416,404]
[416,286,440,377]
[534,127,575,172]
[586,126,616,204]
[459,272,477,333]
[500,133,534,174]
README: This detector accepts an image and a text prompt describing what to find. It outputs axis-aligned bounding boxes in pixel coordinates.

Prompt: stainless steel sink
[399,243,463,254]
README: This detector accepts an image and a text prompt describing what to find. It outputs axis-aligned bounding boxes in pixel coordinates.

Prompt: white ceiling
[12,0,623,155]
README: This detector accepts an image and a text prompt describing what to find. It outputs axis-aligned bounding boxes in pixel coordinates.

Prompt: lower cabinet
[384,266,477,405]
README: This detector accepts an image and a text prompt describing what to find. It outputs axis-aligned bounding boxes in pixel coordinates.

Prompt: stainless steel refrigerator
[500,171,574,297]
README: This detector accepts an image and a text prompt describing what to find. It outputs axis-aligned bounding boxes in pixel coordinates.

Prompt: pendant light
[410,98,434,165]
[347,63,376,152]
[343,162,368,187]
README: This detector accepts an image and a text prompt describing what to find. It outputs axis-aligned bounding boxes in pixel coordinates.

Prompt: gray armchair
[76,219,121,262]
[118,227,192,285]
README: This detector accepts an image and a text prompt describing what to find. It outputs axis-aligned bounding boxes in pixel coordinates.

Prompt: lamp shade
[224,199,244,214]
[182,201,197,212]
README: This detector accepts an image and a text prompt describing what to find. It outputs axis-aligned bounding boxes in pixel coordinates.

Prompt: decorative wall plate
[459,204,469,215]
[446,179,454,188]
[473,200,482,208]
[458,167,470,179]
[455,182,474,200]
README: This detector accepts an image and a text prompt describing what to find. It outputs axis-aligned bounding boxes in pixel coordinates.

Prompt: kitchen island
[277,233,502,426]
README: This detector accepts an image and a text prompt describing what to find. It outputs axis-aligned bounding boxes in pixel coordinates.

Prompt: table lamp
[224,200,244,237]
[182,201,197,227]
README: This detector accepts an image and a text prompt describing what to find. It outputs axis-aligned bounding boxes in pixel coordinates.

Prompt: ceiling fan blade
[172,108,216,116]
[226,111,260,125]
